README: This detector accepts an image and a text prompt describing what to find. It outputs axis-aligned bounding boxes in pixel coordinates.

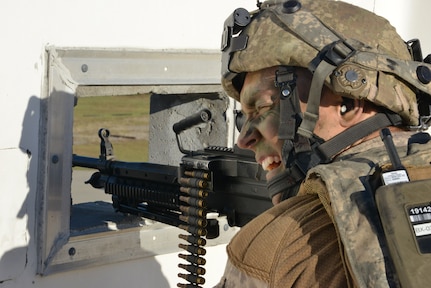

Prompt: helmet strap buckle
[275,67,301,141]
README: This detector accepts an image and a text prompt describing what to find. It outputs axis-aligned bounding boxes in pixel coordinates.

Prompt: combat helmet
[221,0,431,131]
[221,0,431,199]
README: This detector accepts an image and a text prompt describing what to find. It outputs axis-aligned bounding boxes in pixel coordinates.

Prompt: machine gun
[72,109,272,287]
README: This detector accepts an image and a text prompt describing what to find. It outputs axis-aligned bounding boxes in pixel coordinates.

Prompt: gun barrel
[72,154,104,170]
[73,154,179,184]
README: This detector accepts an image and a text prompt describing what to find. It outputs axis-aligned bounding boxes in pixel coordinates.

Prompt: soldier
[216,0,431,287]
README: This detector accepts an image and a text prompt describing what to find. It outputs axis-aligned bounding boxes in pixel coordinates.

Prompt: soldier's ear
[339,98,364,127]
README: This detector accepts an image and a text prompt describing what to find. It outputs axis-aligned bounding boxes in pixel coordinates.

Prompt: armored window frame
[37,47,239,275]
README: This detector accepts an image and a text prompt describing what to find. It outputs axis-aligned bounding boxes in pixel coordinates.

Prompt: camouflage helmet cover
[222,0,431,125]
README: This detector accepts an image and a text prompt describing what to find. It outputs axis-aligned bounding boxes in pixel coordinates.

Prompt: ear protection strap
[318,112,402,161]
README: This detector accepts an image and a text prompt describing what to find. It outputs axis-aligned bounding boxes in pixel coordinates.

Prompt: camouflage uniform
[215,132,431,287]
[217,0,431,286]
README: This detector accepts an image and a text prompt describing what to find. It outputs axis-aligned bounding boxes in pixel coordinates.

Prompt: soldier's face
[236,67,285,184]
[236,67,314,184]
[236,65,347,179]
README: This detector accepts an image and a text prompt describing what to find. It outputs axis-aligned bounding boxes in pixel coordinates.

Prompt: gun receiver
[73,144,270,232]
[72,109,272,287]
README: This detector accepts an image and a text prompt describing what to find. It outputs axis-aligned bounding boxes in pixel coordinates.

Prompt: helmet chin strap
[267,65,403,202]
[267,135,324,200]
[268,66,325,200]
[268,40,396,202]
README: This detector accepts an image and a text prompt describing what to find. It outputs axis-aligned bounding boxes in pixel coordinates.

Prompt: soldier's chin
[265,163,282,182]
[271,192,283,205]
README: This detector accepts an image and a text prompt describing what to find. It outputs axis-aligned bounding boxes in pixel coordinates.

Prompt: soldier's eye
[234,110,245,132]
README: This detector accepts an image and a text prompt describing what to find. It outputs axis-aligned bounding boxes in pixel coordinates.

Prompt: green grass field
[73,94,150,162]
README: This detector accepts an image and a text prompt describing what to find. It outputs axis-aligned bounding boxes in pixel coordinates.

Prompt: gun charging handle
[173,109,212,154]
[173,109,212,134]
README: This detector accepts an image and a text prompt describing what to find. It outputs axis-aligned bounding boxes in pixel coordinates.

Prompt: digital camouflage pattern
[214,132,431,287]
[222,0,431,126]
[218,0,431,286]
[302,131,431,287]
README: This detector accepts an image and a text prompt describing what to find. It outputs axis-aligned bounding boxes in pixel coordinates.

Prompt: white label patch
[413,222,431,237]
[382,170,409,185]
